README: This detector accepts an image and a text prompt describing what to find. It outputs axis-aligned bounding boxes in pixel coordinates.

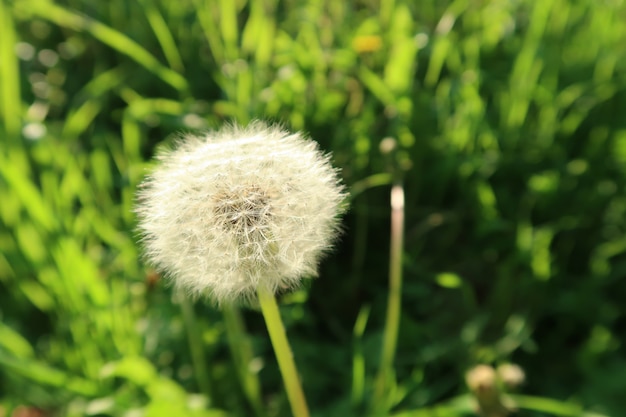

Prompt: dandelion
[496,363,525,390]
[135,121,346,417]
[135,121,345,304]
[466,364,512,417]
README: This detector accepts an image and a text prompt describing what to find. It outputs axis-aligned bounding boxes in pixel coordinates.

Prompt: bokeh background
[1,0,625,416]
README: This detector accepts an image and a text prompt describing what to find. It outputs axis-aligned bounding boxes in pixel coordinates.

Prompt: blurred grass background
[1,0,625,415]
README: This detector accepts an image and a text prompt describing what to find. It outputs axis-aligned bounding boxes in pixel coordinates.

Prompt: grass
[1,0,626,416]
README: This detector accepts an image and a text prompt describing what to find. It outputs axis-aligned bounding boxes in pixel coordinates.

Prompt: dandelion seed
[135,121,345,304]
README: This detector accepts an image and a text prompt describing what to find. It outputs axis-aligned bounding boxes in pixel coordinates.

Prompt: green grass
[1,0,626,416]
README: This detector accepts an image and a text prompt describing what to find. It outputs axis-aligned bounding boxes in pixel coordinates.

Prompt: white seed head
[135,121,346,304]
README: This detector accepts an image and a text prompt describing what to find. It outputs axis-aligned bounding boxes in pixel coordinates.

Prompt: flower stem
[179,293,214,402]
[222,305,265,417]
[257,286,310,417]
[375,183,405,406]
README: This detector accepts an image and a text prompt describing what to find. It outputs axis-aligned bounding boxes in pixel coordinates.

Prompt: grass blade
[20,1,188,93]
[0,0,21,138]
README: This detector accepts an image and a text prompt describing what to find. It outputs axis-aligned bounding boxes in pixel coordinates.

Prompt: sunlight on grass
[1,0,624,415]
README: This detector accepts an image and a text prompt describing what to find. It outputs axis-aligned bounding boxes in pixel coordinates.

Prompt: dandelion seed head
[135,121,346,304]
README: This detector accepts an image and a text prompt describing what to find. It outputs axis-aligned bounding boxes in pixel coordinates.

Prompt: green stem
[179,293,213,402]
[257,286,310,417]
[509,394,610,417]
[375,183,405,406]
[222,305,265,417]
[351,305,371,406]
